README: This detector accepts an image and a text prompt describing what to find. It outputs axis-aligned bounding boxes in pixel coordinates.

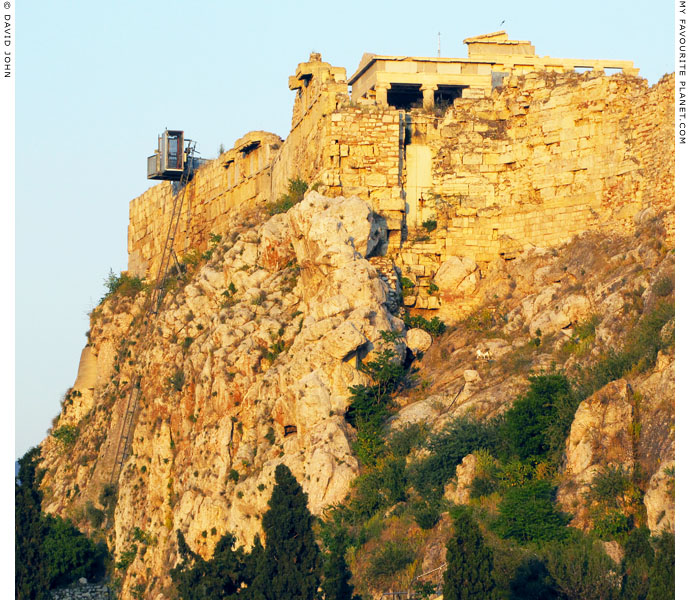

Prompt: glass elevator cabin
[147,130,191,181]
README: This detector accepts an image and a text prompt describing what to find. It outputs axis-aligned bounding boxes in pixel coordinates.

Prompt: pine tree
[443,507,498,600]
[251,464,321,600]
[15,447,50,600]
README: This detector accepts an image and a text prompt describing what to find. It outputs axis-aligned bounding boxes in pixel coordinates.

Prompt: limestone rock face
[39,193,404,599]
[443,454,478,505]
[644,461,675,535]
[558,380,634,528]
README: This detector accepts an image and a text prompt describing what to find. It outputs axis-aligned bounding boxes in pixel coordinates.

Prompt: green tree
[502,373,577,463]
[443,507,498,600]
[43,515,108,588]
[15,448,50,600]
[322,530,359,600]
[544,533,619,600]
[251,464,321,600]
[171,530,250,599]
[621,527,654,600]
[647,532,674,600]
[492,480,570,543]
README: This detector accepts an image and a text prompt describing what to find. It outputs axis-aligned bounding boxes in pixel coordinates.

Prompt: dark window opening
[434,85,467,112]
[388,84,423,110]
[240,141,260,156]
[284,425,297,436]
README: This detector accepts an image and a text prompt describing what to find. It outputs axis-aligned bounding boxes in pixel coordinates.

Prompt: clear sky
[14,0,675,458]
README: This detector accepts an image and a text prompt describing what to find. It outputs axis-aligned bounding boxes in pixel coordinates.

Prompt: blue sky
[14,0,675,458]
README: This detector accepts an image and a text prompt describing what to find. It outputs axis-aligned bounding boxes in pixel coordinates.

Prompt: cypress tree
[251,464,321,600]
[15,447,50,600]
[443,507,498,600]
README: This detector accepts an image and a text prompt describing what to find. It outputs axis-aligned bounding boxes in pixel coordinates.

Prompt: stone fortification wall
[128,131,282,277]
[128,61,673,282]
[396,71,675,295]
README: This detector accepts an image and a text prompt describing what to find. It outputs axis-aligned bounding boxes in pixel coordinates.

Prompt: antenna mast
[438,31,441,57]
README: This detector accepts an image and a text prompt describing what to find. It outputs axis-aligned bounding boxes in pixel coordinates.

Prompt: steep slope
[38,194,674,599]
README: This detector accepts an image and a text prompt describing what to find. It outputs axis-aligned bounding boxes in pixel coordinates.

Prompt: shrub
[266,177,308,215]
[387,422,428,458]
[544,534,619,599]
[492,480,570,543]
[85,502,105,529]
[411,500,441,530]
[169,370,185,392]
[560,315,601,356]
[651,275,674,297]
[102,269,144,301]
[591,508,631,540]
[427,282,439,295]
[52,425,78,447]
[410,416,501,495]
[367,541,415,579]
[228,469,240,484]
[115,544,138,570]
[421,218,437,233]
[400,277,415,297]
[586,465,632,508]
[43,515,108,585]
[402,312,447,335]
[501,373,578,464]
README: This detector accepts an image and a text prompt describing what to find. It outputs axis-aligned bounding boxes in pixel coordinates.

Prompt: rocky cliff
[39,190,674,598]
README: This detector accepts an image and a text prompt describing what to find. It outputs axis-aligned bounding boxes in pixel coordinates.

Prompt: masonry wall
[128,68,674,284]
[128,132,281,277]
[396,71,675,297]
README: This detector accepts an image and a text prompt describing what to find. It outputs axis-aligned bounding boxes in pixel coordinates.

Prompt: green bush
[544,534,619,599]
[169,370,185,392]
[367,541,415,579]
[501,373,578,464]
[411,500,441,530]
[400,277,415,297]
[422,219,438,233]
[410,416,501,495]
[52,425,79,447]
[591,508,631,540]
[43,515,108,586]
[577,301,674,398]
[102,269,144,301]
[266,177,308,215]
[402,312,447,335]
[492,480,570,543]
[115,544,138,570]
[586,465,632,508]
[85,502,105,529]
[387,423,428,458]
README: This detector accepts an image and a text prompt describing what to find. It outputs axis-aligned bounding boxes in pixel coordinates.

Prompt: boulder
[406,328,432,353]
[433,256,478,294]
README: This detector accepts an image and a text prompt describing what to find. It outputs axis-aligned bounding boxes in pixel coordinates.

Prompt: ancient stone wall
[396,71,675,298]
[128,131,281,277]
[128,63,674,283]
